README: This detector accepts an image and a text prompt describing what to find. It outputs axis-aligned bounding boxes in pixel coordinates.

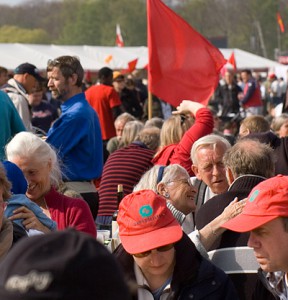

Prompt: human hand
[9,206,50,233]
[172,100,205,116]
[222,197,247,222]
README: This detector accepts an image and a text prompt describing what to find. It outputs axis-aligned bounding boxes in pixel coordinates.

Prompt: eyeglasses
[132,243,174,258]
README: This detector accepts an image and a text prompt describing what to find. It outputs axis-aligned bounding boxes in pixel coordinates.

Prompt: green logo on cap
[249,190,259,202]
[139,205,153,217]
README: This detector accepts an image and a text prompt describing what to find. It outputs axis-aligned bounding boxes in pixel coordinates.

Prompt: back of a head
[98,67,113,84]
[145,117,164,129]
[0,229,132,300]
[160,114,193,147]
[5,132,61,187]
[191,134,231,165]
[115,112,136,125]
[120,120,144,148]
[223,138,275,178]
[240,115,270,137]
[136,126,160,150]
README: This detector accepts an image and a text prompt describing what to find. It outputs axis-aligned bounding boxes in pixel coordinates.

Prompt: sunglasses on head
[132,243,174,258]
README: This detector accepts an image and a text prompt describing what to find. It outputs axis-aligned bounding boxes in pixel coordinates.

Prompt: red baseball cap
[222,175,288,232]
[117,190,183,254]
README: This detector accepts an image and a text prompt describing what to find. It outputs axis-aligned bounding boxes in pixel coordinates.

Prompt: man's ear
[70,73,78,86]
[192,165,202,180]
[226,167,234,185]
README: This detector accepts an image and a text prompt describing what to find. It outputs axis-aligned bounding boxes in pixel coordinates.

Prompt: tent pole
[148,91,152,120]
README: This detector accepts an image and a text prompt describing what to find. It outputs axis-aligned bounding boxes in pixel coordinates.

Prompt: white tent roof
[0,43,285,73]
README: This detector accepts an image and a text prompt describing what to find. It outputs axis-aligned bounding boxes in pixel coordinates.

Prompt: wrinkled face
[193,144,229,194]
[10,156,51,203]
[278,120,288,138]
[133,246,175,280]
[28,91,43,107]
[165,177,196,215]
[115,120,125,137]
[47,67,71,101]
[248,218,288,273]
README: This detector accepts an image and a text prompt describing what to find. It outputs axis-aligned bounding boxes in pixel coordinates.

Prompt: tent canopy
[0,43,285,74]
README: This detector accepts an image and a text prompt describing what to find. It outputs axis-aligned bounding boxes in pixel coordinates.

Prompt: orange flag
[104,54,113,64]
[277,12,285,33]
[147,0,226,107]
[116,24,124,47]
[227,51,237,70]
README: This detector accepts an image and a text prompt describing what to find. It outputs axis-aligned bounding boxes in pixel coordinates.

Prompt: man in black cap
[0,229,132,300]
[2,63,44,131]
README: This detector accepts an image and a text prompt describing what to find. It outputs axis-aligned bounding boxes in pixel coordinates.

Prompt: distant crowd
[0,57,288,299]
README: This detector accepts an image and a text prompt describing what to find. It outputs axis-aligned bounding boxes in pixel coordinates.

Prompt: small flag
[116,24,124,47]
[227,51,237,70]
[104,54,113,64]
[121,58,138,74]
[277,12,285,33]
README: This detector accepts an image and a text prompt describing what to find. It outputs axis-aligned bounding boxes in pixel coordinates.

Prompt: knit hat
[118,189,183,254]
[2,161,27,194]
[222,175,288,232]
[0,229,131,300]
[14,63,44,81]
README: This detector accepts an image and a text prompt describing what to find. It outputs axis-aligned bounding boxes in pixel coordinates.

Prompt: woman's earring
[164,192,170,198]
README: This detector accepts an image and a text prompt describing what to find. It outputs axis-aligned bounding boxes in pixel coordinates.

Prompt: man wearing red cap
[222,175,288,300]
[114,189,238,299]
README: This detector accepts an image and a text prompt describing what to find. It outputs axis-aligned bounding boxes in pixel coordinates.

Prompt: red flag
[227,51,237,70]
[277,12,285,33]
[116,24,124,47]
[121,58,138,74]
[147,0,226,107]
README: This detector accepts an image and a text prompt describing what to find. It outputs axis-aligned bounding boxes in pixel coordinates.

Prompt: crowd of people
[0,57,288,299]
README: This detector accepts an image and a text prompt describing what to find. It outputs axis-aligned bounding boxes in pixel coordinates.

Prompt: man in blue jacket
[46,56,103,219]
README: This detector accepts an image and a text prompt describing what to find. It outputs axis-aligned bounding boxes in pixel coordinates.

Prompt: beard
[51,87,69,102]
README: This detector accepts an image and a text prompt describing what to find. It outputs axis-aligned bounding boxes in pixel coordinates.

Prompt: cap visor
[222,214,278,232]
[120,222,183,254]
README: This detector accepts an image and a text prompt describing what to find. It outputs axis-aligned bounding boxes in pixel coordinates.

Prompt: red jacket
[152,108,214,176]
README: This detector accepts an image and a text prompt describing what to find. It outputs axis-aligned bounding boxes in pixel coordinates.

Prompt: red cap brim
[120,221,183,254]
[222,214,278,232]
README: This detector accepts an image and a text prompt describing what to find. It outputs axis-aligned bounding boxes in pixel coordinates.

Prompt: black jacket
[114,233,239,300]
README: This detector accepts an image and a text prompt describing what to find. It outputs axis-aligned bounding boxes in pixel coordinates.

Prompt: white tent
[0,43,286,75]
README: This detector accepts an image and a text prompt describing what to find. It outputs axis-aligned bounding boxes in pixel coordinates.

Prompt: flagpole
[148,91,152,120]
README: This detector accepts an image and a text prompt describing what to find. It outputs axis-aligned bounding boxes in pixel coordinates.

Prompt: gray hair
[118,120,144,148]
[5,132,62,188]
[223,138,275,178]
[135,126,160,151]
[134,164,189,192]
[191,134,231,166]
